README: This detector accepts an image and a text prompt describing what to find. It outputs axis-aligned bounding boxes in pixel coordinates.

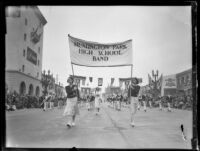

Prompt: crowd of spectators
[160,95,192,110]
[5,91,66,111]
[147,94,192,110]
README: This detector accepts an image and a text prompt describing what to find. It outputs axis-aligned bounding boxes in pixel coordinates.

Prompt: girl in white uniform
[128,78,140,127]
[63,76,80,128]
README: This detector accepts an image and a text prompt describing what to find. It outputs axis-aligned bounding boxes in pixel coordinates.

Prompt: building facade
[176,68,192,96]
[161,74,177,96]
[5,6,47,96]
[159,68,192,96]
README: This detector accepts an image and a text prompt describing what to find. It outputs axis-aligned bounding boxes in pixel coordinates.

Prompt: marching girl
[63,76,80,128]
[128,78,140,127]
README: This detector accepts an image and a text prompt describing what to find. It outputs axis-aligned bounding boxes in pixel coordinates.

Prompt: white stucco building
[5,6,47,96]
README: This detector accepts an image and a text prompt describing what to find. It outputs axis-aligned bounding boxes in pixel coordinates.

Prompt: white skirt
[130,96,138,113]
[63,97,79,116]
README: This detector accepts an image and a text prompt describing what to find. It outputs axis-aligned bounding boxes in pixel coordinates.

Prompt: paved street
[6,103,192,149]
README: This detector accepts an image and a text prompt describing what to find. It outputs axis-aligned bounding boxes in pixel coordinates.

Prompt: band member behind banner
[41,94,50,111]
[49,95,54,110]
[116,93,122,111]
[111,94,115,109]
[142,94,147,112]
[148,95,152,108]
[95,91,101,115]
[86,95,91,111]
[119,93,123,110]
[90,94,95,110]
[158,96,163,111]
[63,76,80,128]
[128,78,140,127]
[138,95,142,110]
[166,95,172,112]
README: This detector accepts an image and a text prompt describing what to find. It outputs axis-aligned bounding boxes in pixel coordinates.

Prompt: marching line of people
[59,76,188,130]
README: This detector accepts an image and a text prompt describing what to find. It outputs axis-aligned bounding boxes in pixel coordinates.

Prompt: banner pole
[71,63,74,76]
[131,64,133,79]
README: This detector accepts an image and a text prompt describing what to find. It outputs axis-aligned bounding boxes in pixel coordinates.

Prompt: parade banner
[98,78,103,86]
[68,35,133,67]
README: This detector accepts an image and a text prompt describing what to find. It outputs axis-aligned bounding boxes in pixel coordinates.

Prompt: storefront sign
[27,47,37,65]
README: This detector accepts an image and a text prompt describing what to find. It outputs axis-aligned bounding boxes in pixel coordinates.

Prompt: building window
[24,33,26,41]
[38,47,40,54]
[38,60,39,66]
[25,18,27,25]
[28,84,34,95]
[22,65,25,72]
[177,78,179,86]
[186,75,189,84]
[35,86,40,96]
[23,49,25,57]
[181,77,184,85]
[37,72,39,77]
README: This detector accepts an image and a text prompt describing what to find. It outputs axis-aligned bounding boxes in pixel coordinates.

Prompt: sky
[38,6,192,89]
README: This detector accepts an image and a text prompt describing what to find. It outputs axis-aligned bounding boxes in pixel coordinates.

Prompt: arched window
[35,86,40,96]
[19,81,26,95]
[181,77,184,85]
[28,84,34,95]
